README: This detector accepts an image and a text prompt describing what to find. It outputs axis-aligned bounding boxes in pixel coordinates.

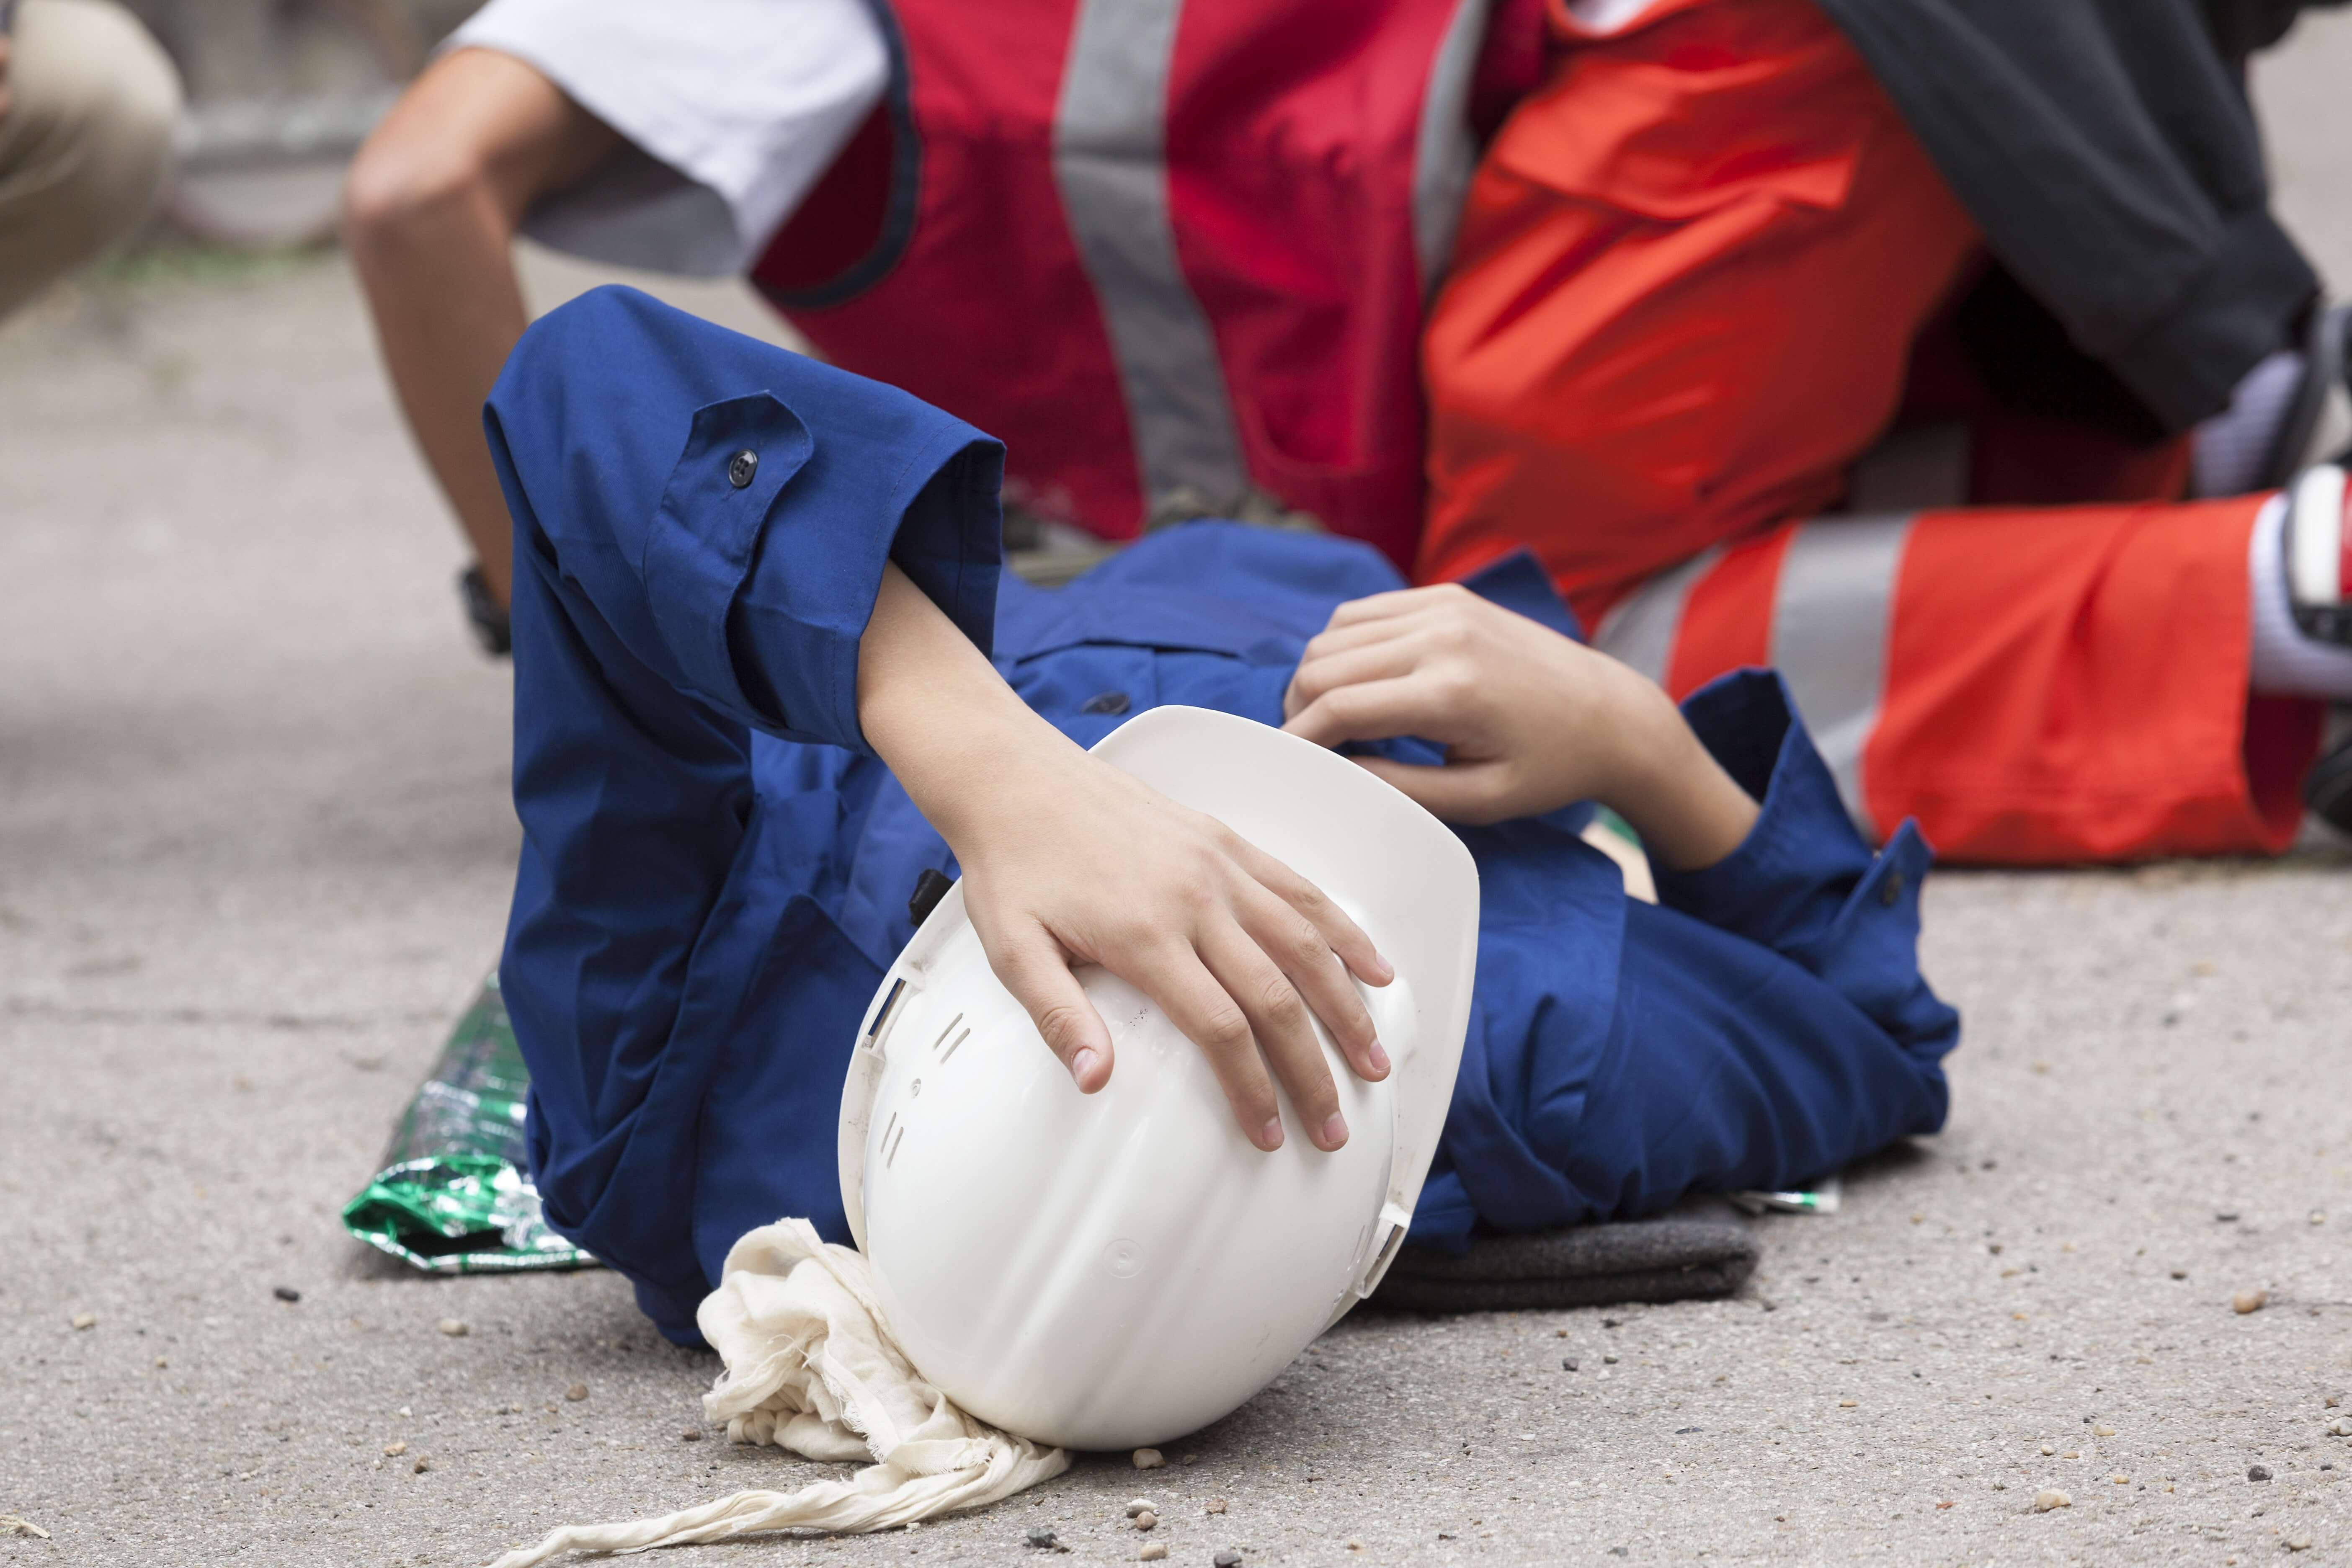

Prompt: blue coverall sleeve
[1650,669,1953,1060]
[481,288,1003,1330]
[1418,668,1959,1247]
[485,286,1003,749]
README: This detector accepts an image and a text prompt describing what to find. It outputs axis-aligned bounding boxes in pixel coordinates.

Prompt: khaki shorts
[0,0,180,320]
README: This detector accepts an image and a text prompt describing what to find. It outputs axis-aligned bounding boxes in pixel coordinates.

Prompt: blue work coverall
[486,288,1960,1344]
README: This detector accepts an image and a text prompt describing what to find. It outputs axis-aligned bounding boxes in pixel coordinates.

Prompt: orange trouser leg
[1591,500,2322,863]
[1419,0,1980,609]
[1421,0,2324,863]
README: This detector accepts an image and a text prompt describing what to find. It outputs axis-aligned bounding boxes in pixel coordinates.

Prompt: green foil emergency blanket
[341,975,594,1274]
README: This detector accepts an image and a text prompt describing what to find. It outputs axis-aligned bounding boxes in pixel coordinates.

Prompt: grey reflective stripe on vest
[1412,0,1491,294]
[1053,0,1249,512]
[1767,515,1913,830]
[1593,547,1721,687]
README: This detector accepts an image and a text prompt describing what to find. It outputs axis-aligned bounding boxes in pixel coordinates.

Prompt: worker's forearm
[1595,684,1761,874]
[856,563,1081,846]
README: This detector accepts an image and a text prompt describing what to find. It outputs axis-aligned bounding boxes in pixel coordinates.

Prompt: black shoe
[458,565,511,657]
[2307,730,2352,835]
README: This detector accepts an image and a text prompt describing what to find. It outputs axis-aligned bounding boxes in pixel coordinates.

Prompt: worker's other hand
[947,745,1392,1153]
[1282,583,1677,826]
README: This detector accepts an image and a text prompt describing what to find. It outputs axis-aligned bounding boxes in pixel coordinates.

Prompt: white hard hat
[837,705,1479,1451]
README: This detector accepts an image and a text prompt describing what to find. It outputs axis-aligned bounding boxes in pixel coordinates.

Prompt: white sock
[2248,490,2352,697]
[2194,348,2309,498]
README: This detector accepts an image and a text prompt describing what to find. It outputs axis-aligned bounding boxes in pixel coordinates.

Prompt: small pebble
[2094,1424,2116,1437]
[2286,1534,2314,1553]
[1132,1448,1165,1470]
[273,1286,301,1303]
[2249,1465,2273,1481]
[412,1457,431,1474]
[681,1428,701,1442]
[1562,1357,1579,1372]
[1205,1498,1227,1515]
[2171,1269,2189,1280]
[2040,1444,2056,1456]
[1133,1511,1158,1532]
[2233,1289,2268,1315]
[70,1313,95,1331]
[1139,1547,1167,1563]
[2312,1212,2328,1227]
[2326,1418,2352,1437]
[383,1442,407,1457]
[2063,1450,2080,1460]
[565,1384,589,1401]
[2217,1211,2240,1222]
[437,1318,468,1337]
[2032,1490,2071,1512]
[2110,1474,2130,1484]
[1602,1353,1618,1364]
[1026,1527,1058,1549]
[1181,1453,1200,1465]
[153,1357,166,1369]
[1126,1500,1156,1517]
[1214,1554,1243,1568]
[1839,1399,1857,1409]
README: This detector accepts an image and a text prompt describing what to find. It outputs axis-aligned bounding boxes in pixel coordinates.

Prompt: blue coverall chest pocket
[643,392,815,724]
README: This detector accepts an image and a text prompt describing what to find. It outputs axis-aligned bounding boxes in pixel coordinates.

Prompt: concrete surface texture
[8,18,2352,1568]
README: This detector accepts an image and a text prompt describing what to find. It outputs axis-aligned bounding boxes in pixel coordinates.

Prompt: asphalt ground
[9,18,2352,1566]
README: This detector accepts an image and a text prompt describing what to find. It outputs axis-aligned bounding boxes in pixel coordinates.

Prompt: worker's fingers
[1219,830,1392,988]
[1233,879,1388,1083]
[1284,636,1427,721]
[1124,939,1286,1150]
[1283,671,1470,750]
[1349,754,1521,826]
[1297,609,1428,667]
[1197,923,1347,1151]
[1318,584,1470,634]
[986,925,1115,1091]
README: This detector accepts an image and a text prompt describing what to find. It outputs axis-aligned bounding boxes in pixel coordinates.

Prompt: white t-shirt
[449,0,889,276]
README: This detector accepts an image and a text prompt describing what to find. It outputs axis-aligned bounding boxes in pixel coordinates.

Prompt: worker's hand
[1282,583,1759,867]
[946,745,1393,1153]
[856,562,1392,1153]
[1283,583,1666,823]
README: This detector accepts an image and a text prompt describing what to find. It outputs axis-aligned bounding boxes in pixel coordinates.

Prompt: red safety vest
[751,0,1517,568]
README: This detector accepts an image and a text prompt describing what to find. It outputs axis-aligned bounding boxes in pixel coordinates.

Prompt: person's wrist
[886,695,1082,852]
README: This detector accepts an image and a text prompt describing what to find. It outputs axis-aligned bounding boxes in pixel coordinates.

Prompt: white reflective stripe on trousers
[1052,0,1249,511]
[1594,518,1912,836]
[1593,546,1721,688]
[1411,0,1492,294]
[1769,515,1912,833]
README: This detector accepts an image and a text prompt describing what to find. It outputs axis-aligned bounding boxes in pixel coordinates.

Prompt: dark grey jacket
[1816,0,2340,433]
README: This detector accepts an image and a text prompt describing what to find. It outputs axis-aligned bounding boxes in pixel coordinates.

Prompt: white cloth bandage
[487,1220,1068,1568]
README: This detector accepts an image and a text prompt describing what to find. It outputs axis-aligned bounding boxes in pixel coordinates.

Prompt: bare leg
[342,48,620,607]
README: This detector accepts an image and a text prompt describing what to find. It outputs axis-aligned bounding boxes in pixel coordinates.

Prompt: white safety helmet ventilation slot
[838,705,1478,1451]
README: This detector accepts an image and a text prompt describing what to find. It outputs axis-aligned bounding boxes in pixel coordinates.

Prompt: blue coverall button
[726,449,758,489]
[1080,690,1132,715]
[1879,869,1904,907]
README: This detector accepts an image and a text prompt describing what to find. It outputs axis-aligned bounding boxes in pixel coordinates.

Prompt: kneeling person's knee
[3,0,181,256]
